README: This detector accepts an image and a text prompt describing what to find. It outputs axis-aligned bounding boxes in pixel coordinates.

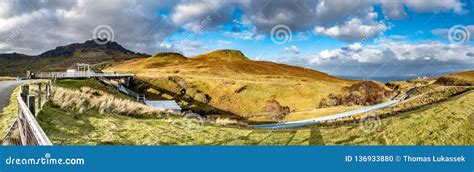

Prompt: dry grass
[319,91,474,145]
[321,86,473,125]
[435,70,474,86]
[36,78,474,145]
[214,117,248,127]
[51,87,175,117]
[285,105,361,121]
[0,77,16,81]
[106,52,356,122]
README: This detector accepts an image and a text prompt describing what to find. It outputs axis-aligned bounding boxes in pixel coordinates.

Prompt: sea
[337,76,422,83]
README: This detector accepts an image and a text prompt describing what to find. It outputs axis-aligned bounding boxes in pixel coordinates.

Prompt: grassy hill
[34,79,473,145]
[193,49,250,61]
[106,50,356,123]
[435,70,474,86]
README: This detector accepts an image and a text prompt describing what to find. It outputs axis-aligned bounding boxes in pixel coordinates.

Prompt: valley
[1,40,473,145]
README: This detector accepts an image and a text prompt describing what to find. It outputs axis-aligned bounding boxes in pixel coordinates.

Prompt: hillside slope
[38,79,473,145]
[435,70,474,86]
[107,50,356,123]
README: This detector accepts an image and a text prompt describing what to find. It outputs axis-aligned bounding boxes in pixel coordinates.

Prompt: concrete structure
[145,100,182,113]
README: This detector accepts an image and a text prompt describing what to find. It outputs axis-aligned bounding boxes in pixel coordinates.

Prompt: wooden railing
[34,72,134,79]
[1,82,53,146]
[16,92,52,145]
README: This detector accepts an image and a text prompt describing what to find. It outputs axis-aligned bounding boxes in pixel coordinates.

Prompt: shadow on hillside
[128,78,264,124]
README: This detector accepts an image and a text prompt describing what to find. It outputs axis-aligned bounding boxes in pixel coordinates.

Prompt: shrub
[261,99,290,120]
[319,81,397,107]
[51,87,176,117]
[194,93,210,104]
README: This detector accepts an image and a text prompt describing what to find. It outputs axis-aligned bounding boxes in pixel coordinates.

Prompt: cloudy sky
[0,0,473,77]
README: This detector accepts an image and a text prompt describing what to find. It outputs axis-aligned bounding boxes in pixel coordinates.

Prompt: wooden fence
[1,82,53,145]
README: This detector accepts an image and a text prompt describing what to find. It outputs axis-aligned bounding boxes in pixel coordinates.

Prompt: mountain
[0,39,148,76]
[107,50,356,123]
[39,39,145,58]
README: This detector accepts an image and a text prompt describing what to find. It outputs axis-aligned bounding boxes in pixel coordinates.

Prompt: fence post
[17,107,27,145]
[21,85,29,103]
[45,83,49,100]
[49,80,53,91]
[28,96,35,116]
[38,83,42,109]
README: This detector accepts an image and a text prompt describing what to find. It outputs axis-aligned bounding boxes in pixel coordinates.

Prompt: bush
[194,93,210,104]
[51,87,176,117]
[261,99,290,120]
[319,81,397,107]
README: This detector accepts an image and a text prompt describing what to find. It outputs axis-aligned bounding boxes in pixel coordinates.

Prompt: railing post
[45,83,49,99]
[28,96,35,116]
[38,83,42,109]
[17,106,27,145]
[21,85,29,103]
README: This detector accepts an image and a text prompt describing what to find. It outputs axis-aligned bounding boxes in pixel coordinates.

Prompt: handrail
[16,93,52,145]
[34,72,134,79]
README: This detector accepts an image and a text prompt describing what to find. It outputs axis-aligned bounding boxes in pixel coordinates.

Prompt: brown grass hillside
[193,49,249,61]
[435,70,474,86]
[106,50,356,123]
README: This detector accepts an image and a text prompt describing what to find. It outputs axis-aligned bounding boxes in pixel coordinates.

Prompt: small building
[145,100,182,112]
[66,69,76,76]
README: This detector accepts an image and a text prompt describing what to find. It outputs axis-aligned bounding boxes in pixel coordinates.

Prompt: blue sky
[165,1,473,58]
[0,0,473,77]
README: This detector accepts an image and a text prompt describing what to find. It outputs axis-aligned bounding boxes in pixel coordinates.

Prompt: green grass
[37,91,474,145]
[0,86,20,138]
[37,102,312,145]
[35,79,474,145]
[318,91,474,145]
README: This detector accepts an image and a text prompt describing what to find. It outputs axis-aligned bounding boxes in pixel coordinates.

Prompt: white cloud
[0,0,471,55]
[432,25,474,41]
[309,40,474,65]
[159,43,172,49]
[224,26,265,41]
[378,0,467,20]
[284,45,300,54]
[0,0,178,55]
[349,42,362,51]
[217,40,232,46]
[403,0,466,14]
[314,18,388,42]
